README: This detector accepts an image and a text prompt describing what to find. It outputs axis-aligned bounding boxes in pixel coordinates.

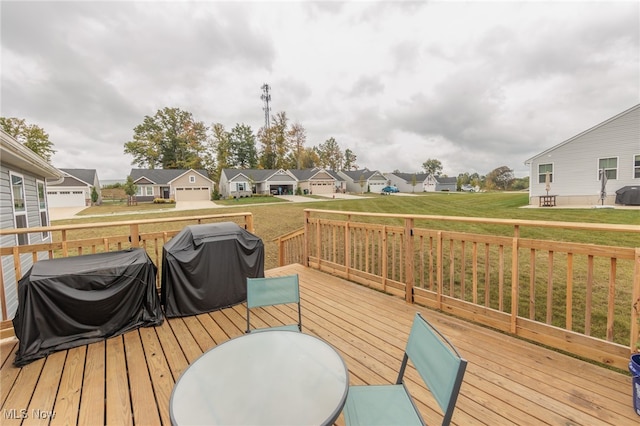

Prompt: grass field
[54,192,639,270]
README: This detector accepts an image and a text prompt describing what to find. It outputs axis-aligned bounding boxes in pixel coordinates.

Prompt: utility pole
[261,83,271,129]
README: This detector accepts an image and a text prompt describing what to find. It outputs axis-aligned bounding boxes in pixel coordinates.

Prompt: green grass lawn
[54,192,639,267]
[214,196,287,206]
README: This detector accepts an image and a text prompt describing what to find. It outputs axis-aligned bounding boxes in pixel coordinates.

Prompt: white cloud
[1,1,638,179]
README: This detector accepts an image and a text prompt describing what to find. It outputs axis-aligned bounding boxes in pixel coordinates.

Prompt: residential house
[385,172,429,192]
[289,168,339,195]
[426,175,458,192]
[129,169,213,202]
[525,104,640,206]
[46,168,102,207]
[338,169,388,194]
[219,169,297,198]
[0,129,65,319]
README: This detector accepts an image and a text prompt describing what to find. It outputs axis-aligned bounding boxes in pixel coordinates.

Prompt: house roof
[288,168,337,181]
[340,168,384,181]
[435,176,457,185]
[0,129,64,181]
[60,169,97,186]
[388,172,429,183]
[222,168,297,182]
[525,103,640,164]
[130,168,210,184]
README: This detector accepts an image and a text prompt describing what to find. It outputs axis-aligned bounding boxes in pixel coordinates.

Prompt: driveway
[49,206,89,220]
[175,201,221,210]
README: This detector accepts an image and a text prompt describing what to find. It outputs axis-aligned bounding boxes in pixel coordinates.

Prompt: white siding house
[46,168,102,207]
[525,104,640,206]
[338,169,388,194]
[0,129,64,320]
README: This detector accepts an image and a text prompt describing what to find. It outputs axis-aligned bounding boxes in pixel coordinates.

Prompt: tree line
[1,112,529,191]
[122,107,360,183]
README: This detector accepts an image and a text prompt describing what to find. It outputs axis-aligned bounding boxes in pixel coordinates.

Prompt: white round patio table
[170,330,349,425]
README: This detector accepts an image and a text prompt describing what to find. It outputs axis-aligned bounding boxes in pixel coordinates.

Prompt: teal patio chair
[246,274,302,333]
[343,312,467,426]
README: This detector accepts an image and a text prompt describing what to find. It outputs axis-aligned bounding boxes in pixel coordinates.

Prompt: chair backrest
[398,313,467,425]
[246,274,301,332]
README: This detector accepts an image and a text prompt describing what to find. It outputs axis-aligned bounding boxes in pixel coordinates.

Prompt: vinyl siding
[0,164,50,320]
[528,105,640,205]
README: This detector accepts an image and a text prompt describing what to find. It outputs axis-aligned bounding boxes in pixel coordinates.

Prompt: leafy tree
[317,137,343,171]
[257,125,278,169]
[511,176,529,191]
[123,175,138,205]
[299,147,320,169]
[124,107,207,170]
[343,149,358,171]
[287,122,306,169]
[91,187,99,205]
[422,158,443,177]
[486,166,514,190]
[0,117,56,162]
[411,174,417,192]
[229,123,258,169]
[211,123,230,180]
[271,111,290,169]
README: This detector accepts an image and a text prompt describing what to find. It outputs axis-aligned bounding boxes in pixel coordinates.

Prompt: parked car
[381,186,399,194]
[461,184,476,192]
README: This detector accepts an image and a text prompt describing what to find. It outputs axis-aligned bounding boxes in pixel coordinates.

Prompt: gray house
[426,175,458,192]
[385,172,428,192]
[47,168,102,207]
[385,172,458,192]
[219,169,298,198]
[525,104,640,206]
[338,169,388,194]
[130,169,213,202]
[1,129,64,320]
[289,168,339,195]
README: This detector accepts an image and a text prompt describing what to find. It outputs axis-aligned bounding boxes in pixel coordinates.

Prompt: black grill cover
[161,222,264,318]
[615,186,640,205]
[12,248,163,367]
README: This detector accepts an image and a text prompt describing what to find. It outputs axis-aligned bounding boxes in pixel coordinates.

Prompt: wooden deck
[0,264,636,425]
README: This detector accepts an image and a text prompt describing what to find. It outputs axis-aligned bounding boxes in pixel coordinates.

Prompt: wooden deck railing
[0,212,254,333]
[275,209,640,370]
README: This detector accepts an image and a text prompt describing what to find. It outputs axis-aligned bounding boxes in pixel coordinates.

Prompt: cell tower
[261,83,271,129]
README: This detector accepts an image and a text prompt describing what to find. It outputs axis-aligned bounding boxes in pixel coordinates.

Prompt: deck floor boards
[0,264,635,425]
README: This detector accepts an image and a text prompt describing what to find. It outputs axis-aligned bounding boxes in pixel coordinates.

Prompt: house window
[237,183,246,191]
[634,154,640,179]
[598,157,617,180]
[189,175,196,183]
[538,164,553,184]
[136,186,154,196]
[10,173,28,245]
[37,180,50,240]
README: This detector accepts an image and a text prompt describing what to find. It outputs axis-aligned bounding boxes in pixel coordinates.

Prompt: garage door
[369,182,386,193]
[310,181,334,194]
[47,190,86,207]
[175,187,210,201]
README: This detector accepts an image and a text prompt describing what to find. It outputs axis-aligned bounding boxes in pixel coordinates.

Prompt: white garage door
[175,187,210,201]
[47,190,86,207]
[369,182,386,193]
[310,181,334,194]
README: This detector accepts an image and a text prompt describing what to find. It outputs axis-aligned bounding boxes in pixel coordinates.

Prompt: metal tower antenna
[261,83,271,129]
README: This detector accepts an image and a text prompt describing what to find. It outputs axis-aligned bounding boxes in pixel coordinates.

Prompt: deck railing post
[404,218,415,303]
[130,224,140,248]
[303,210,310,267]
[436,230,443,310]
[631,247,640,353]
[510,236,519,334]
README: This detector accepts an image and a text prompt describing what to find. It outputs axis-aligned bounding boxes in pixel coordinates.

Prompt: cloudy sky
[2,1,638,180]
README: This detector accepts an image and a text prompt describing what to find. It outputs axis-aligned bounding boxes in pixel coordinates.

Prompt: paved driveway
[49,206,89,220]
[175,201,221,210]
